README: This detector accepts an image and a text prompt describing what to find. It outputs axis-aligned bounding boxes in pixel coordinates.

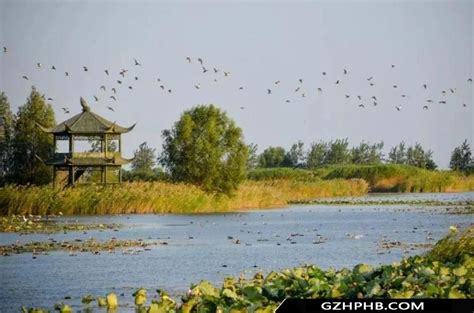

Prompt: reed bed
[0,179,368,216]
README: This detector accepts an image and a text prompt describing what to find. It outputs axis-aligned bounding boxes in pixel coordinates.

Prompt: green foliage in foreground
[20,228,473,313]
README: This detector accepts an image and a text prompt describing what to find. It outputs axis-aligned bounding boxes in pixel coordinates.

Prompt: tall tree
[388,142,406,164]
[449,140,472,172]
[325,138,350,165]
[246,143,259,170]
[351,141,384,164]
[10,87,56,185]
[306,141,328,169]
[283,141,305,167]
[160,104,248,194]
[0,92,14,181]
[131,142,157,174]
[258,146,286,168]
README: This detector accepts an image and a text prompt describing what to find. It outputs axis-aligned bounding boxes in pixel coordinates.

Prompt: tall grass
[248,164,474,192]
[0,179,368,215]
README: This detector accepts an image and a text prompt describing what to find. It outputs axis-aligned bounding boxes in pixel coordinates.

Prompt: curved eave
[35,122,54,133]
[105,122,136,134]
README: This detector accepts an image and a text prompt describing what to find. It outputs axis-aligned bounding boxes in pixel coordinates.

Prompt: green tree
[351,141,384,164]
[306,141,328,169]
[388,142,406,164]
[258,146,286,168]
[325,138,350,165]
[0,92,14,181]
[246,143,259,170]
[406,143,436,169]
[131,142,156,174]
[160,104,248,194]
[10,87,56,185]
[283,141,305,167]
[449,140,472,172]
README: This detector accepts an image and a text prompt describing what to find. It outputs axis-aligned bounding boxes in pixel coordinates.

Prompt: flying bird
[240,106,245,110]
[345,95,350,98]
[369,83,375,87]
[274,80,280,84]
[65,72,69,77]
[3,47,6,53]
[117,80,122,84]
[335,80,340,84]
[22,75,29,80]
[367,76,373,81]
[224,71,230,77]
[105,69,109,75]
[202,67,208,73]
[299,79,303,84]
[128,86,133,90]
[100,85,106,91]
[62,108,70,114]
[134,59,141,66]
[110,96,117,101]
[134,76,138,81]
[47,97,53,101]
[358,104,365,108]
[322,72,326,75]
[295,87,301,92]
[93,96,99,101]
[213,68,219,73]
[111,88,117,94]
[426,99,433,103]
[373,101,378,106]
[194,84,201,89]
[107,106,115,112]
[168,89,172,93]
[357,95,362,100]
[395,106,402,111]
[267,89,272,94]
[463,103,467,107]
[197,58,203,65]
[285,100,291,103]
[439,101,446,104]
[391,64,395,68]
[160,85,165,90]
[449,88,456,94]
[186,57,191,63]
[37,63,42,68]
[423,84,427,89]
[301,92,306,98]
[51,65,56,70]
[343,69,348,74]
[468,78,472,83]
[371,96,377,101]
[239,86,244,90]
[119,69,128,77]
[423,105,429,110]
[83,66,88,72]
[401,94,407,98]
[317,88,322,93]
[157,78,161,82]
[393,85,398,88]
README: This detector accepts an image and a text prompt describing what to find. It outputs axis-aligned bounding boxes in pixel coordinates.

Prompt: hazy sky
[0,0,472,168]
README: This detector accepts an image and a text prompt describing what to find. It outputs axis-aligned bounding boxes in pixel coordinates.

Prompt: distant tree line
[249,139,473,172]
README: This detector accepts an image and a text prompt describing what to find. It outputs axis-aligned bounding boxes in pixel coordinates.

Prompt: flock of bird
[2,45,472,114]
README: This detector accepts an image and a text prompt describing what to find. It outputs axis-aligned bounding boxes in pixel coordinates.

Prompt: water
[0,192,472,312]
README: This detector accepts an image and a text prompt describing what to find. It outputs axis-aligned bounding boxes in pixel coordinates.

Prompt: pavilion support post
[104,165,107,185]
[101,166,104,184]
[104,134,108,158]
[119,136,122,153]
[119,168,122,183]
[71,167,75,185]
[53,167,57,188]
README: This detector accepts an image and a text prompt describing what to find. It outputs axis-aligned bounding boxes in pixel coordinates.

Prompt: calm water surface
[0,192,472,312]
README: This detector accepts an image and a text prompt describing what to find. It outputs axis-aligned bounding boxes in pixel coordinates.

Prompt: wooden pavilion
[39,97,135,188]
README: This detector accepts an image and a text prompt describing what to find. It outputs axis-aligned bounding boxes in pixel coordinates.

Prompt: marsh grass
[0,179,368,215]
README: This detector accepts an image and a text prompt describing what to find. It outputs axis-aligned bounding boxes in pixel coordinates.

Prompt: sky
[0,0,472,168]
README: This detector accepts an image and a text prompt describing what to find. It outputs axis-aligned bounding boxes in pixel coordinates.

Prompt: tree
[246,143,259,170]
[283,141,305,167]
[10,87,56,185]
[388,142,406,164]
[325,138,350,165]
[450,140,472,172]
[160,104,248,194]
[131,142,156,174]
[0,92,14,182]
[406,143,436,169]
[306,141,328,169]
[351,141,384,164]
[258,146,286,168]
